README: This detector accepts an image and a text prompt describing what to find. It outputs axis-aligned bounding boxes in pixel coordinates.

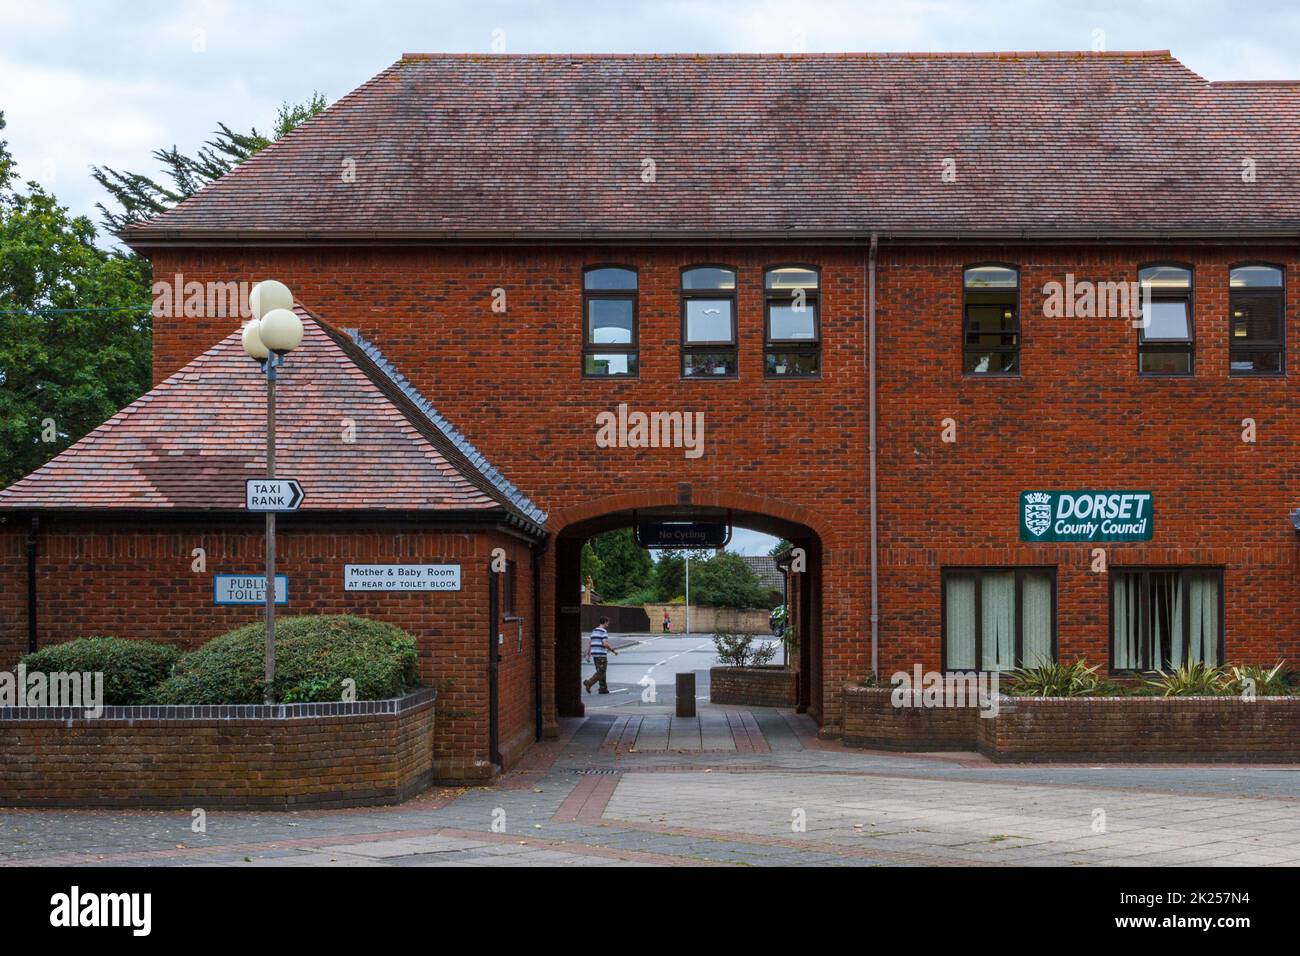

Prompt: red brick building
[3,51,1299,764]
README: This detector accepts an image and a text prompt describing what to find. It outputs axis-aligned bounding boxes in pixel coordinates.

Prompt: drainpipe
[26,515,40,654]
[531,538,547,741]
[867,233,879,677]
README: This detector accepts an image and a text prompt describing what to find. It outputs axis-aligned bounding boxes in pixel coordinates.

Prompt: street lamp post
[242,281,303,705]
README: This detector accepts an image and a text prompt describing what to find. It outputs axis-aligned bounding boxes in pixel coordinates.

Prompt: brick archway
[544,486,826,730]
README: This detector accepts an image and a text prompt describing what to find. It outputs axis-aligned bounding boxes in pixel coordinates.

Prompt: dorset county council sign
[343,564,462,592]
[1020,491,1153,543]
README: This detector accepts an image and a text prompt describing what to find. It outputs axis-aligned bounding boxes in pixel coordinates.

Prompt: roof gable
[122,52,1300,244]
[0,306,546,530]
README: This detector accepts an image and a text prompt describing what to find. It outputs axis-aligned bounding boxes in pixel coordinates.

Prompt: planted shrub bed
[2,616,435,808]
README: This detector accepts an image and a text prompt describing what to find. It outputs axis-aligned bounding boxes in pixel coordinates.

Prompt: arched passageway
[552,503,824,723]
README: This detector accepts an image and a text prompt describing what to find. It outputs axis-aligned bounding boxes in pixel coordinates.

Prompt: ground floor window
[942,568,1055,671]
[1111,568,1222,671]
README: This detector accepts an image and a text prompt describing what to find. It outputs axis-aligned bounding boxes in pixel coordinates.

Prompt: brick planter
[0,688,436,809]
[842,686,980,750]
[841,686,1300,762]
[982,695,1300,763]
[710,666,797,707]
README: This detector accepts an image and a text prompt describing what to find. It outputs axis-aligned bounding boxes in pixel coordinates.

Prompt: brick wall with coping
[709,665,798,708]
[0,689,436,809]
[842,686,1300,761]
[0,518,538,783]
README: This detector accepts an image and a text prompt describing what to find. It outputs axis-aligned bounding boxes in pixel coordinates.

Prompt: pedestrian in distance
[583,616,618,694]
[662,608,671,633]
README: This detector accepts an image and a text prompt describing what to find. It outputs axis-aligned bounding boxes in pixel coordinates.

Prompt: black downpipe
[531,539,547,741]
[26,516,39,653]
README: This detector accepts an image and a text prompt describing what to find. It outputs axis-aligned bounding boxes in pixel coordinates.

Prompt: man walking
[583,616,618,694]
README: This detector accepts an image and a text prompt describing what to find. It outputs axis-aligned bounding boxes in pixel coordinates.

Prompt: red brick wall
[876,244,1300,674]
[709,666,797,708]
[843,687,1300,761]
[0,692,436,809]
[0,518,538,782]
[142,243,1300,735]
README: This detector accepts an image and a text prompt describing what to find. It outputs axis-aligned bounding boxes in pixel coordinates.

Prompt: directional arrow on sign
[245,478,306,512]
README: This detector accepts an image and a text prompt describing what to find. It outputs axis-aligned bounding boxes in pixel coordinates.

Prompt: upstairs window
[1138,265,1193,375]
[582,266,638,377]
[765,266,820,377]
[963,265,1019,375]
[1229,264,1285,375]
[681,266,737,377]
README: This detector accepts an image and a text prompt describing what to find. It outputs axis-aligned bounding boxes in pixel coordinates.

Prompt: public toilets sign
[1019,491,1153,542]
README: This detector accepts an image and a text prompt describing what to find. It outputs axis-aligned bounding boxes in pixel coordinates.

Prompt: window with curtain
[681,266,737,377]
[1110,568,1222,671]
[582,266,639,377]
[1228,264,1285,375]
[764,266,820,376]
[1137,264,1194,375]
[963,265,1019,375]
[942,568,1055,671]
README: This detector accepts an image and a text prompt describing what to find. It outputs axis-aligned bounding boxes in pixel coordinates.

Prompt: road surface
[579,632,783,712]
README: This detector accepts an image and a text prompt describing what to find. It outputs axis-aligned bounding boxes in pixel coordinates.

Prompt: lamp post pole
[684,550,690,639]
[263,355,278,705]
[242,280,302,707]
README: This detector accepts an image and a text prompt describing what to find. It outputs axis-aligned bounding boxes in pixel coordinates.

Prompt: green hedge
[20,637,180,706]
[151,615,420,705]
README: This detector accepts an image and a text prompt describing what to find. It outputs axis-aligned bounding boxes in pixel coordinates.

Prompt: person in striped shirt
[583,617,619,694]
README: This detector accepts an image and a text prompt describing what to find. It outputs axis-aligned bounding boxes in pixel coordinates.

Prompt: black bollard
[676,672,696,717]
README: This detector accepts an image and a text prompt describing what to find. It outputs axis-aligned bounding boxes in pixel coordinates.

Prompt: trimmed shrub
[152,615,419,705]
[20,637,180,706]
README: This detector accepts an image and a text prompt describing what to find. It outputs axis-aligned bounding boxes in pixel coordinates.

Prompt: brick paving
[1,707,1296,867]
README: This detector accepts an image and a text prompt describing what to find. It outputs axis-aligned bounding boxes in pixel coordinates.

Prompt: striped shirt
[589,627,610,657]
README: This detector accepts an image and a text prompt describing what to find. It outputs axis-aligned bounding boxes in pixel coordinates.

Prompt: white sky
[2,0,1298,227]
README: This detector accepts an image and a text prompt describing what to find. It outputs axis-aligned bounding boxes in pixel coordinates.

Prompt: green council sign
[1020,491,1153,542]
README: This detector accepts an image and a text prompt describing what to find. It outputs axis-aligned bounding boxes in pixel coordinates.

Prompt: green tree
[92,93,327,232]
[0,111,152,488]
[587,528,653,601]
[690,551,770,609]
[580,540,604,593]
[769,537,794,557]
[651,549,686,601]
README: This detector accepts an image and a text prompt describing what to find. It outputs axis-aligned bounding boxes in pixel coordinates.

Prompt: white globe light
[241,320,269,360]
[249,280,293,321]
[259,307,304,354]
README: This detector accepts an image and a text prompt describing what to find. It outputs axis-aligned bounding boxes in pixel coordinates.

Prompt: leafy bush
[692,553,770,609]
[1225,661,1292,697]
[712,631,778,668]
[152,615,419,704]
[1005,660,1105,698]
[20,637,180,706]
[1146,662,1229,697]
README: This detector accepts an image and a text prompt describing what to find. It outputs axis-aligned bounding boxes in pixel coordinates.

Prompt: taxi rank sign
[1020,491,1153,542]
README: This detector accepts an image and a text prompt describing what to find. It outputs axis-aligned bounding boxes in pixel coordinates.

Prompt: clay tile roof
[741,554,785,593]
[120,51,1300,244]
[0,305,546,533]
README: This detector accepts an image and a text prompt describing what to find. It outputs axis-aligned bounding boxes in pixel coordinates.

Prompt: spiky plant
[1146,662,1229,697]
[1006,660,1103,697]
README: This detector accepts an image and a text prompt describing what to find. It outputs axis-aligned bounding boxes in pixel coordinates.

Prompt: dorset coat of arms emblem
[1023,492,1052,538]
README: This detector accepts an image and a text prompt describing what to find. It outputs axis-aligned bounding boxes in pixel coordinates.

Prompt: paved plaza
[1,701,1296,867]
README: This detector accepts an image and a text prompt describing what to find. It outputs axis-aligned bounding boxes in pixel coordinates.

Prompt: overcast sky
[4,0,1297,557]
